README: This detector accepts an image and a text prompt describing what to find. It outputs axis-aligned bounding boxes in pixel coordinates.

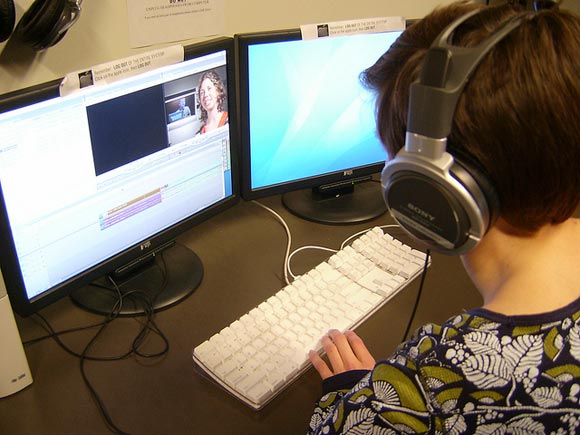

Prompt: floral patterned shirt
[308,298,580,434]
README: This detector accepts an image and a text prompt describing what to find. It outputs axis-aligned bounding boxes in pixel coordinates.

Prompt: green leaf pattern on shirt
[308,308,580,435]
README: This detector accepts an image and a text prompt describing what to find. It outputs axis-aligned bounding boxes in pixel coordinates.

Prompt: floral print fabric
[308,299,580,434]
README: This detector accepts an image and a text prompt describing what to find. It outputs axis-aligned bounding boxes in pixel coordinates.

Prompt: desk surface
[0,195,481,435]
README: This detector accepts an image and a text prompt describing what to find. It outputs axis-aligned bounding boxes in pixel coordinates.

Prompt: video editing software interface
[0,48,234,306]
[244,30,402,194]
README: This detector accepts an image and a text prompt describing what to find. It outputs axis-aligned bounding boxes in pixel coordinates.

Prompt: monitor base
[282,180,387,225]
[70,243,203,316]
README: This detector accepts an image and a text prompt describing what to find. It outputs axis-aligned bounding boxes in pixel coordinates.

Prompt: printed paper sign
[127,0,225,48]
[60,45,184,96]
[300,17,405,40]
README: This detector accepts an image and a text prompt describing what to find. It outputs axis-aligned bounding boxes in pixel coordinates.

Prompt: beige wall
[1,0,578,96]
[0,0,452,95]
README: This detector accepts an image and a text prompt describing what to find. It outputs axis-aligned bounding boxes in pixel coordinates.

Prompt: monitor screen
[237,28,403,224]
[0,37,238,316]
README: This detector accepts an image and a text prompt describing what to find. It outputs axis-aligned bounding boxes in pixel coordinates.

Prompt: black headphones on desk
[0,0,81,49]
[381,7,535,255]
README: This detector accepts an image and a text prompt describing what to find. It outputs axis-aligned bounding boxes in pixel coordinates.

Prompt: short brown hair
[362,1,580,232]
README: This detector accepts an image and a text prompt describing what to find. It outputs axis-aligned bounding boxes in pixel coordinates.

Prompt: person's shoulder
[407,313,478,341]
[391,313,493,361]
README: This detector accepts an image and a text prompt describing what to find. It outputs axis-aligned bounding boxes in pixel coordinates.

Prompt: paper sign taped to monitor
[60,45,184,96]
[300,17,405,40]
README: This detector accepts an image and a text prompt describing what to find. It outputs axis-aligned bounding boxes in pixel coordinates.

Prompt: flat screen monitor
[237,28,403,224]
[0,37,238,316]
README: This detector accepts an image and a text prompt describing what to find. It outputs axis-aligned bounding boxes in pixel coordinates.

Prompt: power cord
[24,257,171,435]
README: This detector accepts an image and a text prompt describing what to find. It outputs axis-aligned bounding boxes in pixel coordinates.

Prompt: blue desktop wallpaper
[248,31,401,189]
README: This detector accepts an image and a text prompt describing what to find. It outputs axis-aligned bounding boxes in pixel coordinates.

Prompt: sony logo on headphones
[407,203,435,222]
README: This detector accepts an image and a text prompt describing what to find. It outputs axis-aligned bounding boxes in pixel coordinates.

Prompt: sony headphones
[0,0,81,50]
[381,8,531,255]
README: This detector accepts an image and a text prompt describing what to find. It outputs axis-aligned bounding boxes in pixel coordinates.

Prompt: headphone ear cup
[0,0,15,42]
[450,156,500,228]
[15,0,69,50]
[381,150,499,254]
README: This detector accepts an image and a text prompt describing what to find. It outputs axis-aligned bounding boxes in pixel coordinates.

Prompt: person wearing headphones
[307,1,580,433]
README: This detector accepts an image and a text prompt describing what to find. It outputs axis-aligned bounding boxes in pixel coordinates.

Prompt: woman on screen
[307,1,580,433]
[197,70,228,134]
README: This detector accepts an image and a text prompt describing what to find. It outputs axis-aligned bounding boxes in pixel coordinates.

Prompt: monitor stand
[70,242,203,316]
[282,179,387,225]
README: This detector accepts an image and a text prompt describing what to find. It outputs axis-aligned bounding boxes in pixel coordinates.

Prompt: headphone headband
[407,10,528,142]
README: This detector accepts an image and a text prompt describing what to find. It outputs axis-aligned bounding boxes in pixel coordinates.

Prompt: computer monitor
[236,28,403,224]
[0,37,238,316]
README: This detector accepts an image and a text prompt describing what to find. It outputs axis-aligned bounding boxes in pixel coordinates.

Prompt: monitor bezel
[236,28,389,201]
[0,37,240,316]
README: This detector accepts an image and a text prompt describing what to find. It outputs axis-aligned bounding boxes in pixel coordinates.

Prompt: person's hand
[308,329,376,380]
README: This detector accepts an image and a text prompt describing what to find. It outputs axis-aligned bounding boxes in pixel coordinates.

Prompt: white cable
[251,201,293,285]
[253,200,402,285]
[286,245,338,280]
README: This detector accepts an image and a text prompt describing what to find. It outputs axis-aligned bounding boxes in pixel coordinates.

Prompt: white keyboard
[192,227,429,410]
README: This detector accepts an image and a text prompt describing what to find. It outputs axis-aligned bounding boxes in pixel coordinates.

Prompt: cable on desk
[25,255,172,435]
[26,284,170,361]
[400,249,431,343]
[286,245,338,280]
[251,200,294,285]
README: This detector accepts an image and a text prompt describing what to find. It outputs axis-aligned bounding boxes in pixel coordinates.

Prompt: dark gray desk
[0,195,481,435]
